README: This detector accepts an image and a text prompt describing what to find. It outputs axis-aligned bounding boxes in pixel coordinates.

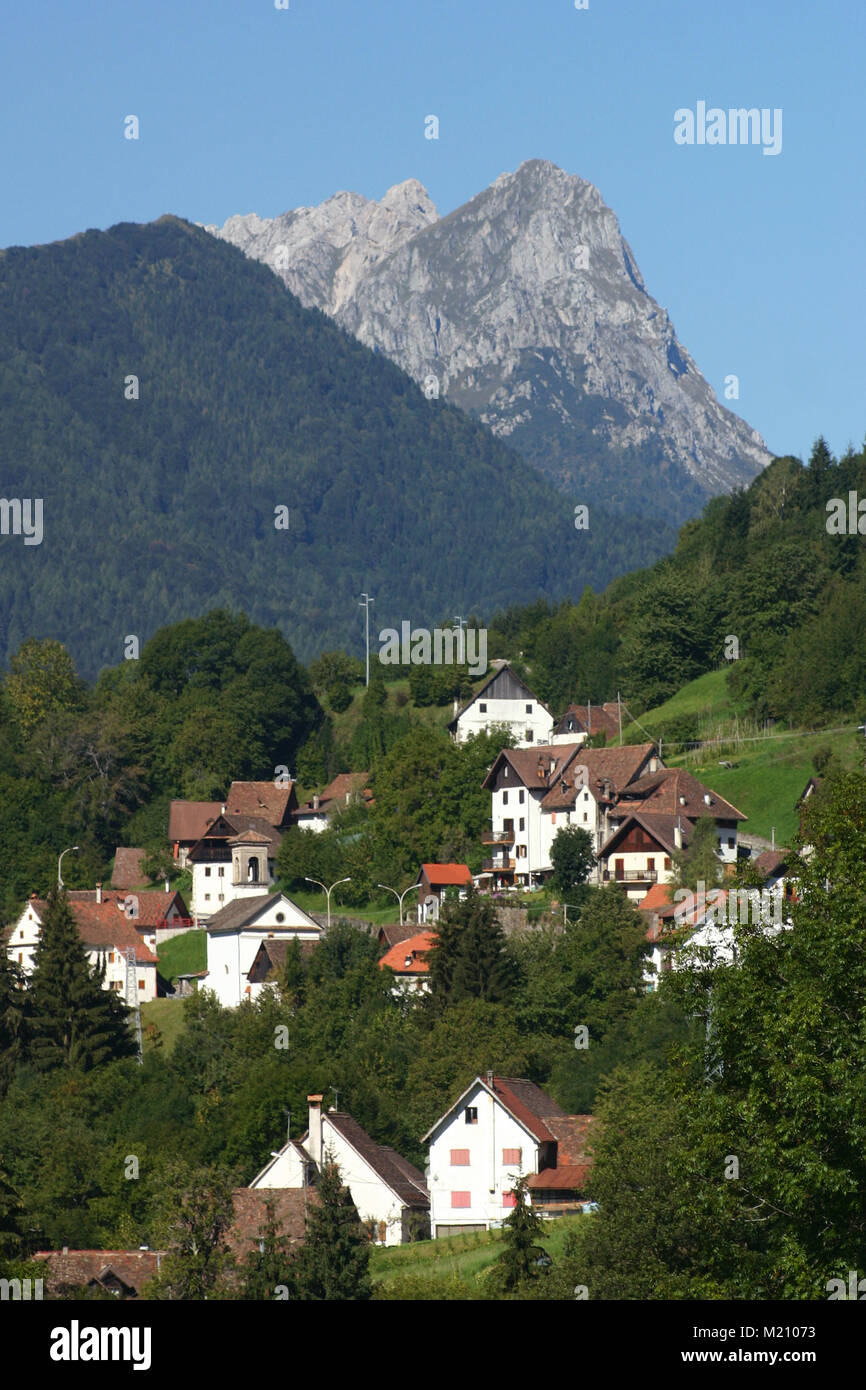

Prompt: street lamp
[377,883,415,926]
[58,845,79,889]
[304,876,351,931]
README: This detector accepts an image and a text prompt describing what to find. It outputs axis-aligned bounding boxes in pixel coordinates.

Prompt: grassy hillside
[370,1214,586,1293]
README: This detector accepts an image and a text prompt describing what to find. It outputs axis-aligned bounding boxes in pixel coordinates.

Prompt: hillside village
[2,654,818,1297]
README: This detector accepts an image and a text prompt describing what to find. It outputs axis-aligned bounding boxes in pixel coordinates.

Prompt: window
[204,893,210,901]
[479,702,487,713]
[519,790,524,804]
[138,979,145,990]
[525,730,533,743]
[276,912,285,924]
[525,704,532,714]
[107,951,114,963]
[218,867,225,878]
[664,857,672,870]
[551,813,556,825]
[204,867,211,877]
[451,1192,471,1208]
[450,1149,470,1166]
[502,1148,522,1165]
[583,791,589,801]
[583,812,588,823]
[502,791,508,805]
[218,894,224,902]
[464,1107,478,1125]
[17,953,22,964]
[519,818,525,832]
[647,858,655,872]
[503,1191,517,1209]
[727,837,735,849]
[112,981,122,992]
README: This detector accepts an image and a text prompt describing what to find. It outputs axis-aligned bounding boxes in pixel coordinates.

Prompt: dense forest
[0,215,675,679]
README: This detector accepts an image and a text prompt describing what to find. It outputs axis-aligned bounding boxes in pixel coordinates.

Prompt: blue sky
[2,0,863,463]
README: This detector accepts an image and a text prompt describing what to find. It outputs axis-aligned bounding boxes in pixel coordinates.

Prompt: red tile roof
[225,782,295,827]
[168,800,223,843]
[638,882,677,914]
[34,1249,164,1296]
[111,848,154,890]
[379,932,436,975]
[29,899,159,963]
[420,863,473,887]
[527,1164,592,1191]
[540,744,658,811]
[615,767,746,822]
[554,702,621,739]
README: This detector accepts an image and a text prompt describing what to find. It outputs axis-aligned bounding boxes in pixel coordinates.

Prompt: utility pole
[359,593,374,686]
[454,614,466,665]
[617,691,623,745]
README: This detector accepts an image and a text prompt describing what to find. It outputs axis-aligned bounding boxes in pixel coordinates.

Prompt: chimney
[486,1069,494,1089]
[453,696,459,717]
[674,822,683,850]
[704,793,712,807]
[95,882,102,905]
[307,1094,323,1165]
[313,794,319,811]
[164,878,170,893]
[221,804,226,815]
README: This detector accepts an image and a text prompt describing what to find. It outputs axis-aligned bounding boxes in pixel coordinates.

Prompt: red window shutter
[503,1191,517,1208]
[450,1149,470,1166]
[451,1191,471,1208]
[502,1148,522,1165]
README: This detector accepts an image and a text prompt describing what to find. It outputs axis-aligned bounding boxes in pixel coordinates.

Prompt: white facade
[204,893,321,1008]
[191,835,276,920]
[6,900,158,1002]
[251,1099,428,1246]
[425,1080,542,1236]
[454,696,554,748]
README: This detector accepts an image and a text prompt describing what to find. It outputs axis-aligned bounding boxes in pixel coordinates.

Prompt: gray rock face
[205,160,771,520]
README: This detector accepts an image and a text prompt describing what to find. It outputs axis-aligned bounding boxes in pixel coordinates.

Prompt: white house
[448,663,554,748]
[204,891,322,1008]
[378,930,436,994]
[423,1074,594,1237]
[250,1095,429,1246]
[597,767,748,902]
[549,701,622,747]
[5,889,159,1002]
[292,772,372,833]
[480,742,661,890]
[187,814,283,921]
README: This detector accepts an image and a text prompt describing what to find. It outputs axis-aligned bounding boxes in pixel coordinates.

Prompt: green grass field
[156,929,207,982]
[140,997,187,1055]
[370,1214,585,1290]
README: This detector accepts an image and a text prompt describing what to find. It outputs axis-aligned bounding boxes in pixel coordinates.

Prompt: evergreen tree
[427,889,518,1008]
[28,888,137,1072]
[239,1197,295,1301]
[291,1157,371,1301]
[494,1174,548,1293]
[671,814,723,893]
[0,949,28,1094]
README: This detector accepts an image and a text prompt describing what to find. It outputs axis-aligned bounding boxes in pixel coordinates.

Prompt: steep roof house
[550,701,622,746]
[5,888,160,1001]
[169,781,297,865]
[416,863,473,922]
[293,772,372,833]
[250,1094,429,1246]
[423,1074,595,1237]
[447,662,554,747]
[186,812,283,920]
[204,891,322,1008]
[597,768,747,901]
[480,741,661,889]
[378,930,436,993]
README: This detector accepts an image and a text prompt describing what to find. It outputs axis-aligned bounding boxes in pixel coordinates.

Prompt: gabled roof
[553,702,621,739]
[377,922,418,950]
[447,662,551,730]
[35,887,187,928]
[597,810,692,860]
[34,1249,163,1296]
[755,849,789,878]
[323,1112,429,1208]
[111,848,155,890]
[540,744,658,811]
[27,899,159,964]
[294,772,373,820]
[637,881,677,915]
[204,892,321,936]
[250,1139,315,1187]
[481,743,583,791]
[544,1115,596,1164]
[246,937,318,983]
[225,781,296,827]
[419,863,473,887]
[615,767,747,822]
[422,1074,569,1145]
[378,932,436,975]
[187,814,282,860]
[168,800,224,843]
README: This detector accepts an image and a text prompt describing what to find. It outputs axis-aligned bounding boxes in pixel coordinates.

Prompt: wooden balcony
[481,830,515,846]
[603,868,658,884]
[481,858,516,873]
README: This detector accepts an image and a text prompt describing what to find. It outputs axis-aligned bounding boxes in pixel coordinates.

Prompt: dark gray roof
[205,892,320,935]
[324,1112,429,1208]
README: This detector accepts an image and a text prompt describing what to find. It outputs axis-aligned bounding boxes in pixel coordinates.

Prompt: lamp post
[359,593,374,687]
[304,876,351,931]
[58,845,79,889]
[377,883,415,926]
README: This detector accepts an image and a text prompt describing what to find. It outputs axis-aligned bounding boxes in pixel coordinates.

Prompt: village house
[250,1094,429,1246]
[447,662,554,747]
[187,813,283,920]
[550,701,622,746]
[596,767,747,902]
[378,930,436,994]
[169,780,298,866]
[5,887,161,1001]
[292,772,372,833]
[480,742,661,889]
[416,863,473,922]
[423,1074,594,1237]
[204,891,322,1008]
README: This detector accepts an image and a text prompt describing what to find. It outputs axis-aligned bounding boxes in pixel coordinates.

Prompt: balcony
[603,868,658,884]
[481,858,516,873]
[481,830,515,846]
